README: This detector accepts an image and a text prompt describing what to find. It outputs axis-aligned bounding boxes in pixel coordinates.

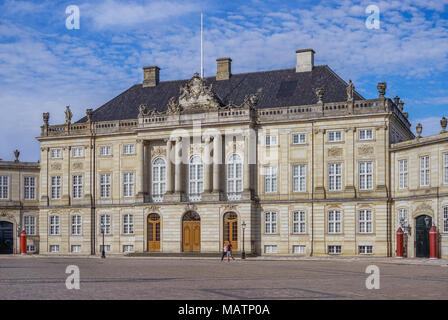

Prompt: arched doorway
[0,221,13,254]
[415,215,432,258]
[224,212,238,250]
[147,213,161,252]
[182,211,200,252]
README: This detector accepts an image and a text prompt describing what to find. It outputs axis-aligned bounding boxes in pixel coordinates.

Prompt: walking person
[221,242,228,262]
[227,243,235,262]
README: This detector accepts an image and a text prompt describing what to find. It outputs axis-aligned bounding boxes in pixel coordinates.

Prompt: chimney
[216,57,232,80]
[142,66,160,87]
[296,48,315,73]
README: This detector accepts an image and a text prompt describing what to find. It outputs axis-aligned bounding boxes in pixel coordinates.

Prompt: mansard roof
[77,65,364,123]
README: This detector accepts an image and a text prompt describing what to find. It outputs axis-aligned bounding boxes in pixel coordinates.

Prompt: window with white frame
[27,245,35,252]
[264,245,277,253]
[359,245,373,254]
[328,131,342,142]
[328,245,341,254]
[264,166,277,193]
[50,148,62,159]
[49,245,59,252]
[51,176,61,199]
[49,215,60,235]
[328,210,342,234]
[398,208,408,228]
[292,133,306,144]
[444,152,448,185]
[293,211,306,234]
[359,129,373,140]
[100,174,111,198]
[71,147,84,157]
[189,156,204,197]
[420,156,430,186]
[293,245,306,254]
[24,176,36,200]
[443,207,448,233]
[123,214,134,234]
[71,215,82,235]
[359,161,373,190]
[152,158,166,200]
[398,159,408,189]
[359,210,373,233]
[227,154,243,196]
[100,214,111,235]
[265,211,277,234]
[292,164,306,192]
[71,245,81,253]
[265,135,278,146]
[328,163,342,191]
[100,145,112,156]
[123,173,134,197]
[0,176,9,199]
[24,216,36,235]
[123,245,134,253]
[123,144,135,155]
[72,175,83,199]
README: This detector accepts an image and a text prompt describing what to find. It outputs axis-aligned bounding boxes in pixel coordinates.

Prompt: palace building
[1,48,447,258]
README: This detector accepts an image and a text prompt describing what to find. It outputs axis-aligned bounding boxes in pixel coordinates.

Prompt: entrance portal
[147,213,160,252]
[415,215,431,258]
[224,212,238,250]
[0,221,13,254]
[182,211,200,252]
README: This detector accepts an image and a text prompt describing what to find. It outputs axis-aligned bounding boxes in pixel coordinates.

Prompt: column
[212,135,221,193]
[165,139,173,194]
[136,139,145,202]
[203,136,212,193]
[344,127,356,198]
[175,137,182,193]
[243,133,250,192]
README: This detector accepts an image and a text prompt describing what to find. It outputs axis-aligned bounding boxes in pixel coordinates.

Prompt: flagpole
[201,10,204,79]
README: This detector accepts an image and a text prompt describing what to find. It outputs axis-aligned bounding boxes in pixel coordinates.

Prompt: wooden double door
[224,212,238,250]
[182,211,201,252]
[147,214,160,252]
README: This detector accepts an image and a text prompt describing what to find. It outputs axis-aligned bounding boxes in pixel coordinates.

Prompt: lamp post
[241,220,246,260]
[101,222,106,259]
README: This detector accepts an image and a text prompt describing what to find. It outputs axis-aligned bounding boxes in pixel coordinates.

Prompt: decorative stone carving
[86,109,93,123]
[73,162,83,170]
[398,101,404,112]
[346,80,354,101]
[146,205,160,213]
[241,92,261,109]
[377,82,387,98]
[190,144,204,155]
[222,203,238,213]
[413,202,433,217]
[152,146,166,157]
[43,112,50,126]
[358,145,374,156]
[184,203,198,212]
[328,147,343,157]
[138,104,148,117]
[51,163,62,171]
[14,150,20,162]
[178,72,221,112]
[0,211,16,223]
[65,106,73,125]
[441,117,447,133]
[416,123,422,138]
[315,87,324,103]
[393,96,400,106]
[166,97,182,115]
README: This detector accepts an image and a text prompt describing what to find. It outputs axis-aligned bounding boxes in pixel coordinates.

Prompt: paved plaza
[0,256,447,300]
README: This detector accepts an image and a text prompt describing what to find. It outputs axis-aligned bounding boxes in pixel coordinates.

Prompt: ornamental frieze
[152,146,166,157]
[358,145,374,156]
[328,147,343,158]
[50,163,62,171]
[73,162,83,170]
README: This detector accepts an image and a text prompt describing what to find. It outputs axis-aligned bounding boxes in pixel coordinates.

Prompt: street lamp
[241,220,246,260]
[101,222,106,259]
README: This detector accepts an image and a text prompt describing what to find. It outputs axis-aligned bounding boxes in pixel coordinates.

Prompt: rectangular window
[420,156,430,186]
[292,133,306,144]
[444,153,448,185]
[359,129,373,140]
[265,212,277,234]
[264,245,278,253]
[71,147,84,157]
[293,211,306,234]
[264,166,277,193]
[443,207,448,233]
[359,245,373,254]
[49,215,60,235]
[359,162,373,190]
[265,135,278,146]
[123,245,134,253]
[49,245,60,253]
[293,245,306,254]
[24,216,36,235]
[123,173,134,197]
[0,176,9,199]
[51,176,61,200]
[328,210,342,234]
[24,176,36,200]
[27,245,36,252]
[72,175,83,199]
[100,174,111,198]
[50,149,62,159]
[123,144,135,155]
[398,160,408,189]
[328,131,342,142]
[100,214,111,235]
[71,215,82,235]
[123,214,134,234]
[293,164,306,192]
[71,245,81,253]
[328,245,341,254]
[100,245,111,253]
[328,163,342,191]
[359,210,373,233]
[100,146,112,156]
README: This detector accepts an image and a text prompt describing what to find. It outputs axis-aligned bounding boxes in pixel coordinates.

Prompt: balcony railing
[152,194,164,203]
[188,193,202,202]
[226,192,242,201]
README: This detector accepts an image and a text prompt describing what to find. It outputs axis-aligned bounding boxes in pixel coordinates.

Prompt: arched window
[152,157,166,202]
[189,156,203,201]
[227,153,243,200]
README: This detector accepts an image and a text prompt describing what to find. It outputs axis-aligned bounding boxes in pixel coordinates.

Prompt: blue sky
[0,0,447,162]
